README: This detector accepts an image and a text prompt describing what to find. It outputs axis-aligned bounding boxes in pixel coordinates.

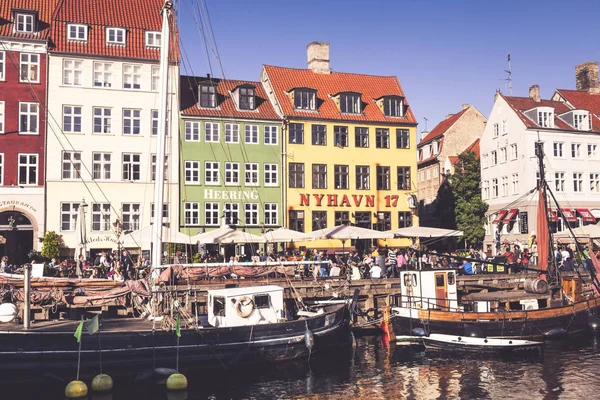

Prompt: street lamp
[112,218,123,258]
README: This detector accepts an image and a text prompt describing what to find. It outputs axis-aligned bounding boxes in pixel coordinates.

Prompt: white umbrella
[75,202,88,258]
[263,227,315,243]
[121,225,193,247]
[389,226,463,238]
[191,225,266,244]
[554,224,600,239]
[306,224,394,240]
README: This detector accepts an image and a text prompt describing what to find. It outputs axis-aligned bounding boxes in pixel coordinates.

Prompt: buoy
[304,329,314,351]
[166,373,188,391]
[65,380,88,399]
[91,374,113,393]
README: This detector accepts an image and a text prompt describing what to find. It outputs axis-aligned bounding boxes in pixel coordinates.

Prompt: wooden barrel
[524,278,548,294]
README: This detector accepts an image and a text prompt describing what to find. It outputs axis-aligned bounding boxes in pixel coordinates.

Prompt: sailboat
[0,1,354,373]
[390,141,600,340]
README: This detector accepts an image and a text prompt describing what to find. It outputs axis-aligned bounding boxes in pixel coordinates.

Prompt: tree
[41,231,63,260]
[447,150,489,247]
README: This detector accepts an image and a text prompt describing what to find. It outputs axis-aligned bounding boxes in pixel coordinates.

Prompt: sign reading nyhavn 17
[299,194,404,208]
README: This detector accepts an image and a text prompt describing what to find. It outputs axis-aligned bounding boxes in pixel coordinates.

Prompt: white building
[480,62,600,253]
[46,0,180,255]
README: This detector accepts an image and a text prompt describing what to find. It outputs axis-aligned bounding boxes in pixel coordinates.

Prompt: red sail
[537,189,548,273]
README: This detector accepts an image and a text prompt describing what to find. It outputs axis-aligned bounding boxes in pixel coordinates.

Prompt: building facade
[0,0,56,264]
[45,0,180,254]
[261,42,419,251]
[481,62,600,253]
[179,76,283,240]
[417,105,486,227]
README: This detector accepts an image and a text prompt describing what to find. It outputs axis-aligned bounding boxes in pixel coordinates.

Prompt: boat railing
[390,293,460,312]
[153,260,332,269]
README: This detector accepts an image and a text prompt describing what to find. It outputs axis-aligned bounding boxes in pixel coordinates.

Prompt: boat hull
[422,334,542,354]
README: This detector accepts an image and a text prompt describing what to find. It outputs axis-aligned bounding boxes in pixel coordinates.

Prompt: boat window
[213,296,225,316]
[412,274,418,286]
[403,274,409,286]
[447,272,455,285]
[435,274,445,287]
[254,294,270,309]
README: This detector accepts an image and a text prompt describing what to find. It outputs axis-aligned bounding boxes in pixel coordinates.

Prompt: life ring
[235,296,255,318]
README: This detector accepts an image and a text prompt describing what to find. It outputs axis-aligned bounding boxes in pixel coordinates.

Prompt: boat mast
[151,1,172,273]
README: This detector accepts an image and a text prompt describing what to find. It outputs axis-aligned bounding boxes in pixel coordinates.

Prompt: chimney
[462,104,470,110]
[529,85,540,102]
[307,42,331,74]
[446,114,454,120]
[576,62,599,92]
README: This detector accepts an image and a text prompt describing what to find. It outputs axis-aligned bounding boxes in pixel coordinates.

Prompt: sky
[176,0,600,140]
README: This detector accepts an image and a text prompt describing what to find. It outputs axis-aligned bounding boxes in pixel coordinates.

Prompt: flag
[85,314,100,335]
[74,319,84,343]
[175,312,181,338]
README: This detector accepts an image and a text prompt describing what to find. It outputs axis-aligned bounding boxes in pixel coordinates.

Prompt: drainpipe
[282,120,289,229]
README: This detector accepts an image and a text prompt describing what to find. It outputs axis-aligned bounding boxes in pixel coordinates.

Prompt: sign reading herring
[204,189,259,201]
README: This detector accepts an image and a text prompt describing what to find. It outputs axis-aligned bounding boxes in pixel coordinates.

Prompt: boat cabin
[399,270,459,311]
[207,285,285,328]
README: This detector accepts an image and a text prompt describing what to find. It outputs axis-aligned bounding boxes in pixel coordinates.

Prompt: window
[0,52,4,80]
[519,212,529,234]
[225,124,239,143]
[501,176,508,196]
[19,102,38,134]
[0,153,3,185]
[312,164,327,189]
[493,123,499,137]
[120,203,140,231]
[500,147,507,163]
[224,162,239,185]
[16,13,34,33]
[93,62,112,88]
[123,64,141,89]
[213,296,225,316]
[62,151,82,180]
[355,127,369,148]
[18,154,38,185]
[490,150,497,165]
[205,161,219,184]
[356,166,370,190]
[374,212,391,231]
[245,203,258,225]
[20,53,39,82]
[289,163,305,188]
[205,203,219,226]
[289,210,305,232]
[590,173,600,192]
[150,203,169,223]
[492,178,498,197]
[63,106,82,133]
[482,154,488,168]
[92,152,111,180]
[184,161,200,184]
[68,24,87,41]
[200,84,216,108]
[146,31,161,47]
[397,167,411,190]
[264,163,278,186]
[224,203,239,225]
[311,124,326,145]
[91,203,111,231]
[511,173,519,194]
[553,142,564,157]
[123,109,141,135]
[93,107,111,134]
[334,126,348,147]
[151,66,159,92]
[376,166,390,190]
[312,211,327,231]
[554,172,565,192]
[61,203,79,231]
[573,172,583,192]
[340,93,361,114]
[588,144,598,159]
[63,59,83,86]
[383,97,403,117]
[482,181,489,199]
[538,111,553,128]
[264,203,278,225]
[335,211,350,226]
[574,112,590,130]
[239,86,255,110]
[245,125,258,144]
[106,27,125,44]
[396,129,410,149]
[151,110,158,136]
[334,165,349,189]
[185,121,200,141]
[244,163,258,186]
[510,144,518,160]
[122,153,141,181]
[375,128,389,148]
[264,125,278,145]
[294,89,316,110]
[151,154,168,181]
[502,119,507,135]
[398,212,412,228]
[535,142,545,157]
[289,123,304,144]
[205,122,219,142]
[571,143,582,158]
[0,101,5,133]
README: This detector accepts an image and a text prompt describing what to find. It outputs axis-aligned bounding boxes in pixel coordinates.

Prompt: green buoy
[91,374,113,393]
[65,380,88,399]
[166,373,188,391]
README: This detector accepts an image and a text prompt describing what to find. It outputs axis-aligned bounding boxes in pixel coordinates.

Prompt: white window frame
[205,161,219,185]
[574,112,590,131]
[245,203,259,226]
[91,203,111,232]
[185,121,200,141]
[184,161,200,184]
[123,109,141,135]
[205,203,219,226]
[68,24,87,41]
[493,123,499,137]
[538,111,554,128]
[225,123,239,143]
[92,152,111,180]
[224,203,239,225]
[145,31,161,48]
[151,154,168,182]
[500,147,507,163]
[510,144,518,160]
[205,122,219,142]
[264,203,278,226]
[93,62,112,88]
[511,173,519,194]
[123,64,142,90]
[93,107,111,134]
[245,124,258,144]
[225,162,240,185]
[62,151,82,180]
[0,153,4,185]
[151,65,159,92]
[121,203,141,231]
[554,172,565,192]
[491,178,498,198]
[590,173,600,193]
[264,125,278,145]
[588,144,598,159]
[264,163,278,187]
[106,27,126,44]
[490,150,497,165]
[571,143,582,158]
[18,153,38,185]
[63,105,82,133]
[0,51,5,81]
[60,202,79,231]
[63,59,84,86]
[19,102,39,135]
[553,142,564,158]
[501,176,508,196]
[151,110,159,136]
[0,101,4,133]
[19,53,39,83]
[244,163,258,186]
[122,153,141,181]
[15,13,34,33]
[573,172,583,193]
[184,202,199,226]
[482,181,489,200]
[150,203,170,224]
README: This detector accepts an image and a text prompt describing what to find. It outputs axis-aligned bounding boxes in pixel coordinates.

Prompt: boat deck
[0,318,165,333]
[462,290,549,302]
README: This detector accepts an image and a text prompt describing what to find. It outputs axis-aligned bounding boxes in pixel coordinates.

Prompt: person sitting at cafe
[329,263,341,277]
[350,262,362,281]
[502,246,516,264]
[370,262,382,279]
[459,259,473,275]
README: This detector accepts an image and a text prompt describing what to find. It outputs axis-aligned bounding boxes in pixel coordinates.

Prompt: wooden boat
[422,333,542,354]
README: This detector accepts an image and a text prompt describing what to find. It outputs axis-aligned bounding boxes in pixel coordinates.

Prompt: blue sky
[176,0,600,139]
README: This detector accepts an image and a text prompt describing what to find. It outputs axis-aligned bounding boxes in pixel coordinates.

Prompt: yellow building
[261,42,418,252]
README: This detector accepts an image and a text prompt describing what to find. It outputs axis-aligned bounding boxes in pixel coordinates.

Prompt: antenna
[504,53,512,95]
[423,117,429,131]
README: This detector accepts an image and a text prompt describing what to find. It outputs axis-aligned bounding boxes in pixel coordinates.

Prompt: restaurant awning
[502,208,518,224]
[547,208,559,222]
[492,210,508,224]
[560,208,578,223]
[576,208,596,224]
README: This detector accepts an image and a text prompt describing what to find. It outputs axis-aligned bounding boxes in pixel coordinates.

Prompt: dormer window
[239,86,255,110]
[432,140,439,155]
[573,111,591,131]
[106,27,125,45]
[199,83,216,108]
[294,89,316,110]
[15,13,35,33]
[146,31,161,48]
[68,24,87,41]
[339,92,361,114]
[383,96,404,117]
[537,110,554,128]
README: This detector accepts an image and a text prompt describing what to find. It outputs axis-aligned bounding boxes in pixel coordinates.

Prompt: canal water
[3,335,600,399]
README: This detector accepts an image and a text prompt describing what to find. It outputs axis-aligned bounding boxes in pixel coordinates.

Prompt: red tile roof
[419,108,468,145]
[554,89,600,131]
[51,0,179,61]
[263,65,417,124]
[464,137,480,158]
[180,76,281,121]
[0,0,58,41]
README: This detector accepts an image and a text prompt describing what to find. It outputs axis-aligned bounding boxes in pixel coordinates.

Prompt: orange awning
[547,209,559,222]
[503,208,519,224]
[576,208,596,224]
[561,208,577,223]
[492,210,508,224]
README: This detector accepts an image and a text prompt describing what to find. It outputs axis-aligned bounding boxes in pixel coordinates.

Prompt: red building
[0,1,56,264]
